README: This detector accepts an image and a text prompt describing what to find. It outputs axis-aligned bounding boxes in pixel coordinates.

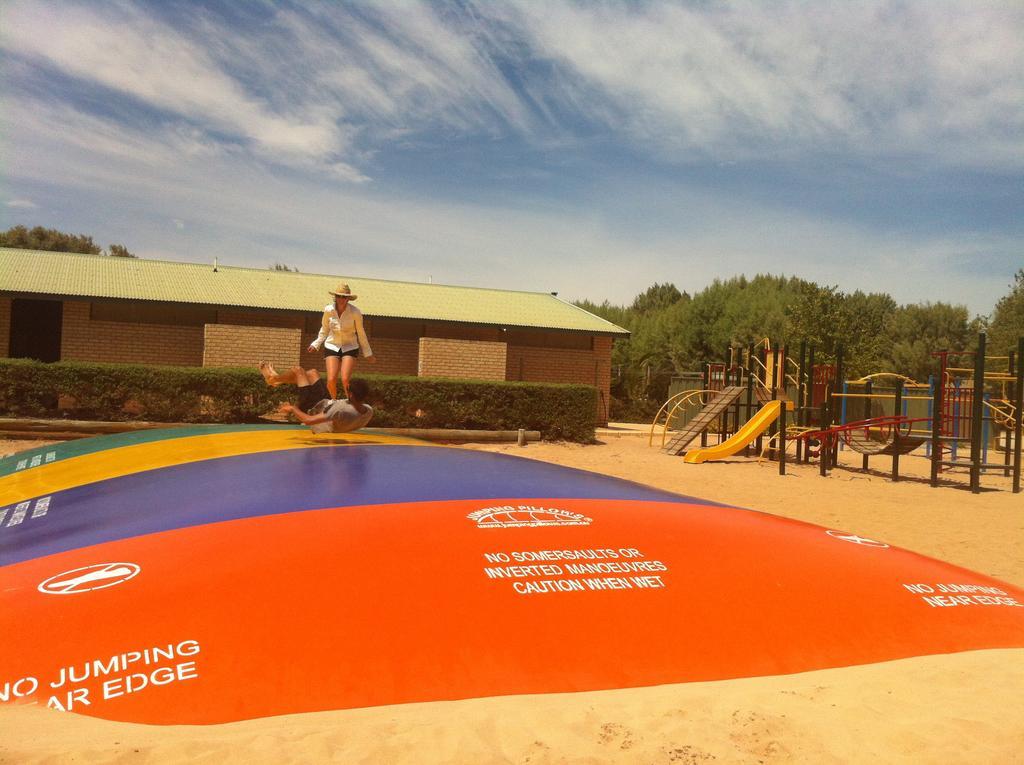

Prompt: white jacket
[311,303,373,356]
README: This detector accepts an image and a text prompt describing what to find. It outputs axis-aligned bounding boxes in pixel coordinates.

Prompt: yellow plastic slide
[682,400,782,464]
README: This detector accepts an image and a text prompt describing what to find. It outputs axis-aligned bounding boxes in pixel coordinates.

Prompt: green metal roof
[0,248,628,335]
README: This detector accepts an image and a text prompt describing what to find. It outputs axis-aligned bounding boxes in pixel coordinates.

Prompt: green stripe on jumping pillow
[0,424,303,478]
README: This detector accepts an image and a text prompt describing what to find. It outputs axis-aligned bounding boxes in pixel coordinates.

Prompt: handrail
[799,416,932,449]
[751,374,773,396]
[750,354,769,375]
[984,398,1016,427]
[832,392,932,401]
[649,389,720,447]
[849,372,929,388]
[757,426,816,464]
[649,390,693,446]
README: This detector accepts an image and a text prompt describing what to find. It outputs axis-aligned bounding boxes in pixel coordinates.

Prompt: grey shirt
[309,400,374,434]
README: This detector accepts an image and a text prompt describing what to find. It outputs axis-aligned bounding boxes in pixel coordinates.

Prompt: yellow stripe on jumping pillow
[0,430,427,508]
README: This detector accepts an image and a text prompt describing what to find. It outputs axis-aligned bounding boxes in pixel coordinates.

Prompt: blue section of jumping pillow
[0,445,720,567]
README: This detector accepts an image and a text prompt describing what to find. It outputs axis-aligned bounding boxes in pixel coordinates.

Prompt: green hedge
[0,359,596,442]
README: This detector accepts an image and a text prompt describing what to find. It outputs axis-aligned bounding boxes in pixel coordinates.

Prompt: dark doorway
[10,298,63,362]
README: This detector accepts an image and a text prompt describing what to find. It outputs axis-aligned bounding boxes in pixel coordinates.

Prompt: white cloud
[2,2,348,163]
[5,0,1020,174]
[2,90,1011,316]
[264,2,532,135]
[6,199,37,209]
[0,1,1018,320]
[0,0,541,180]
[485,0,1024,168]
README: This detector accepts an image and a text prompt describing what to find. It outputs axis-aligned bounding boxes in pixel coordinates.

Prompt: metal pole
[796,341,806,461]
[969,333,986,493]
[744,344,755,456]
[701,363,710,449]
[819,402,829,477]
[770,346,780,446]
[755,345,767,455]
[982,392,991,473]
[728,346,740,444]
[779,395,787,475]
[781,344,789,395]
[1014,337,1023,493]
[930,372,943,487]
[721,349,730,445]
[892,383,903,482]
[1005,350,1015,477]
[806,345,816,461]
[832,345,844,469]
[862,379,872,472]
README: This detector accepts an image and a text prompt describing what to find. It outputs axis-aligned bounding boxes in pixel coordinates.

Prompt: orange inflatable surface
[1,430,1022,724]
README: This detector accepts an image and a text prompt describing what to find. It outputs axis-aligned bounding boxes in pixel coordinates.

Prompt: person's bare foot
[258,361,280,386]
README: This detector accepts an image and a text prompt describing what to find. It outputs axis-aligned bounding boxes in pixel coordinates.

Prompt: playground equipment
[651,339,795,473]
[653,333,1024,494]
[804,334,1023,492]
[4,426,1024,725]
[683,400,782,463]
[929,337,1022,491]
[659,386,745,455]
[756,425,818,465]
[648,388,728,449]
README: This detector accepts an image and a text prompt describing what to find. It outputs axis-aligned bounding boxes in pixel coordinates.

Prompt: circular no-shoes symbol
[38,562,141,595]
[825,530,889,548]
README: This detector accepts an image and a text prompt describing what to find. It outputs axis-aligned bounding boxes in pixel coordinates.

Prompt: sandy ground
[2,434,1023,764]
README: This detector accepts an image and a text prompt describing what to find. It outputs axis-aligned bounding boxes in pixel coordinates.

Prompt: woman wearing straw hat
[308,283,374,400]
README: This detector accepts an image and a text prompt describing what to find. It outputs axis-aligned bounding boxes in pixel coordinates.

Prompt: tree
[665,274,804,369]
[987,269,1024,355]
[271,262,299,272]
[0,225,138,257]
[630,282,685,314]
[886,302,972,381]
[784,283,896,376]
[106,244,137,258]
[0,225,100,254]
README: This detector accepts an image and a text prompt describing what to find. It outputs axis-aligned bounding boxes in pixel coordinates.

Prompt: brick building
[0,249,628,423]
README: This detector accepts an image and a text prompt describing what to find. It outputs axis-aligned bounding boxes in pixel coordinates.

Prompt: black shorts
[298,378,330,411]
[324,346,359,359]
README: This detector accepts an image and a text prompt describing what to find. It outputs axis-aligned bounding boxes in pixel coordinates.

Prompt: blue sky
[1,0,1021,316]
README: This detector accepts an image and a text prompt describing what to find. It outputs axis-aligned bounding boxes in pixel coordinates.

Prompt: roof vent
[213,257,218,273]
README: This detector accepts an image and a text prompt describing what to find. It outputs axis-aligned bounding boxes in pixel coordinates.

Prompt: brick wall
[216,309,305,329]
[418,337,507,381]
[296,325,321,370]
[0,297,10,357]
[203,324,301,369]
[60,301,204,366]
[369,338,419,376]
[593,336,613,423]
[425,324,504,342]
[291,318,418,377]
[31,297,618,421]
[507,335,613,424]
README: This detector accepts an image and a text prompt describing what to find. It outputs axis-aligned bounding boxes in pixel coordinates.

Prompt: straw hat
[328,282,357,300]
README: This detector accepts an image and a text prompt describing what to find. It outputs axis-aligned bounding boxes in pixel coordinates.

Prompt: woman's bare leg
[339,355,357,399]
[325,355,341,399]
